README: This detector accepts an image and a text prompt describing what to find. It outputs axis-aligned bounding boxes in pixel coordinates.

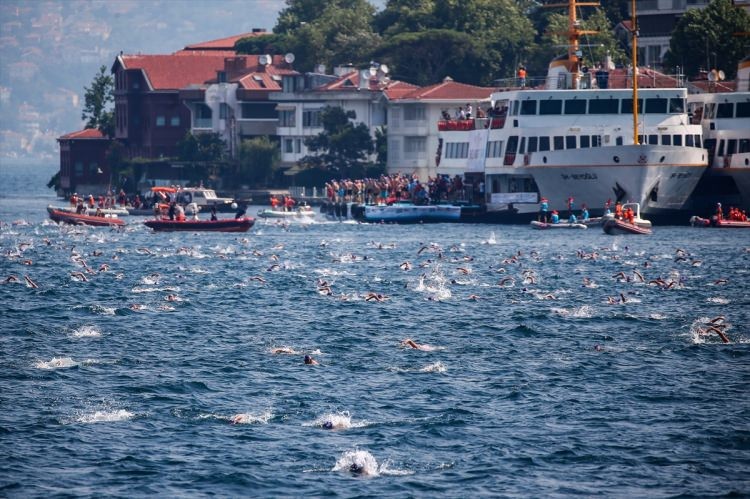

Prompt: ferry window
[564,99,586,114]
[519,137,526,154]
[506,136,519,155]
[662,135,672,145]
[645,98,667,114]
[528,137,538,153]
[616,136,623,146]
[704,103,716,119]
[669,98,685,113]
[521,100,537,115]
[540,99,562,115]
[648,134,658,145]
[589,99,618,114]
[717,139,725,156]
[727,139,737,155]
[717,103,734,118]
[553,136,564,150]
[621,98,643,114]
[512,101,520,116]
[739,139,750,154]
[673,135,682,146]
[565,136,576,149]
[539,136,550,151]
[686,135,694,147]
[580,135,590,148]
[694,135,701,148]
[737,102,750,118]
[591,135,602,147]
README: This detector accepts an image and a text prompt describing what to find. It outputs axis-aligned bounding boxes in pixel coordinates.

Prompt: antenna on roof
[284,53,295,64]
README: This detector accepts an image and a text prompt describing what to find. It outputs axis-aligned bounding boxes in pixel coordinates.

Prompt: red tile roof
[58,128,106,140]
[182,31,268,51]
[120,54,230,90]
[317,71,419,96]
[394,79,494,101]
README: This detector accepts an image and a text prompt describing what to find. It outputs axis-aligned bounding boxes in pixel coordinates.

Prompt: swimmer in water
[365,292,387,302]
[4,275,19,283]
[468,294,480,301]
[304,355,319,365]
[401,338,426,350]
[24,275,38,288]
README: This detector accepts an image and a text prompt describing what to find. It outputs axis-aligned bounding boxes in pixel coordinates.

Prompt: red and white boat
[689,215,750,228]
[47,205,125,227]
[602,203,652,235]
[144,217,254,232]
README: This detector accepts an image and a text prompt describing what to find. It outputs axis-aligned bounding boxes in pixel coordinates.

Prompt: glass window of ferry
[553,136,564,150]
[737,102,750,118]
[616,136,623,145]
[580,135,590,148]
[539,136,550,151]
[565,136,576,149]
[704,103,716,119]
[645,98,667,114]
[528,137,538,153]
[511,101,520,116]
[506,136,519,154]
[694,135,701,148]
[519,137,526,154]
[669,98,685,113]
[589,99,618,114]
[727,139,737,155]
[662,135,672,145]
[717,140,725,156]
[592,135,602,147]
[739,139,750,154]
[717,103,734,118]
[621,98,643,114]
[648,134,658,145]
[521,100,537,115]
[540,99,562,115]
[564,99,586,115]
[673,134,682,146]
[686,135,694,147]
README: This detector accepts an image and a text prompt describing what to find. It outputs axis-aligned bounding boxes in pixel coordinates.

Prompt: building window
[220,103,230,120]
[170,116,180,126]
[74,161,83,177]
[156,115,166,126]
[241,103,277,119]
[279,110,296,127]
[282,76,296,93]
[404,105,425,121]
[303,109,322,127]
[218,71,227,83]
[404,137,426,159]
[194,104,212,128]
[295,139,302,153]
[284,138,294,153]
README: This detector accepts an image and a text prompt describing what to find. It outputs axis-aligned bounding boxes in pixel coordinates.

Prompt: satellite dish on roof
[379,64,389,75]
[369,67,377,77]
[284,53,295,64]
[259,54,271,65]
[316,64,326,74]
[718,69,725,81]
[708,70,716,82]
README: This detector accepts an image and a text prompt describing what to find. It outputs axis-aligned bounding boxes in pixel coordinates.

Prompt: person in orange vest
[625,206,635,224]
[517,66,527,88]
[614,201,623,220]
[270,196,280,210]
[284,195,296,212]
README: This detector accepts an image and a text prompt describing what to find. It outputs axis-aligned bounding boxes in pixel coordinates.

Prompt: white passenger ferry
[437,0,707,221]
[687,56,750,213]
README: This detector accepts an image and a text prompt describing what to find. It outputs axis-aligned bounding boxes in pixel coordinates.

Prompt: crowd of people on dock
[324,174,469,206]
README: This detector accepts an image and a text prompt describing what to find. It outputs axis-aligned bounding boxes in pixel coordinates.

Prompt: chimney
[359,70,371,90]
[252,28,266,34]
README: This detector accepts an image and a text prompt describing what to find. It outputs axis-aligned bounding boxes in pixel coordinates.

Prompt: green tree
[302,106,374,178]
[81,65,114,138]
[238,136,280,186]
[664,0,750,79]
[177,132,226,162]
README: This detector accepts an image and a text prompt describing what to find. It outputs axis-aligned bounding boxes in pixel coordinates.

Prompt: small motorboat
[143,217,254,232]
[530,220,587,230]
[690,215,750,228]
[602,204,652,235]
[47,205,125,227]
[358,202,463,223]
[56,205,130,216]
[257,206,315,219]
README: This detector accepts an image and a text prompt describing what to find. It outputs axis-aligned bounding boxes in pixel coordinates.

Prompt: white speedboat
[359,202,462,223]
[436,0,707,222]
[56,205,130,216]
[174,187,236,212]
[257,206,315,219]
[602,203,652,235]
[530,220,586,230]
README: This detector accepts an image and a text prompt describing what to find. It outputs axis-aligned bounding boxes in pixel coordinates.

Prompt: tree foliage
[302,106,374,178]
[177,132,226,163]
[81,65,114,138]
[664,0,750,79]
[238,136,280,186]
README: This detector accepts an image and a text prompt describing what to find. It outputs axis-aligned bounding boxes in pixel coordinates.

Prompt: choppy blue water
[1,162,749,497]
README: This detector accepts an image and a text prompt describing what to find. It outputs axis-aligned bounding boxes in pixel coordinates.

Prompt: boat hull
[144,218,254,232]
[689,216,750,228]
[530,220,587,229]
[360,203,463,223]
[602,218,652,235]
[47,206,125,227]
[257,208,314,219]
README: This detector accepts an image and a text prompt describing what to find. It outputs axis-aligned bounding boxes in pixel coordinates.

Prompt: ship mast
[545,0,599,89]
[631,0,639,145]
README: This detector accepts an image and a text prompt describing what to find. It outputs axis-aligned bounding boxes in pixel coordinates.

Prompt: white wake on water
[331,449,412,477]
[35,357,78,369]
[71,325,102,338]
[76,409,134,423]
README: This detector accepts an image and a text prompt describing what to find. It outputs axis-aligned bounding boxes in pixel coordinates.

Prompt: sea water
[1,162,749,496]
